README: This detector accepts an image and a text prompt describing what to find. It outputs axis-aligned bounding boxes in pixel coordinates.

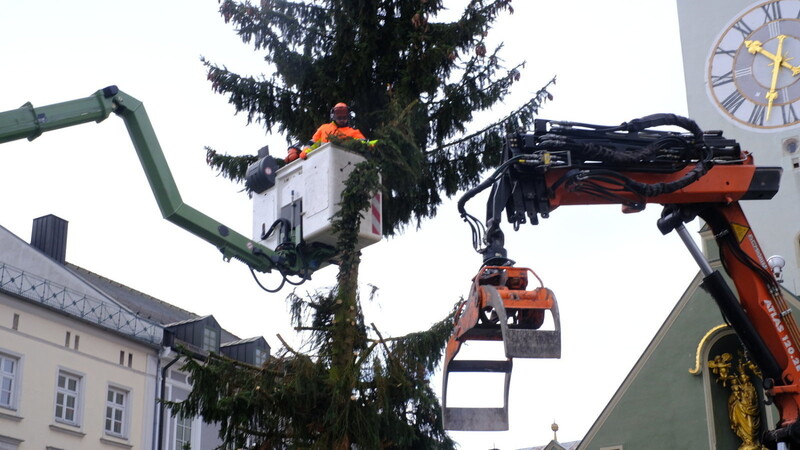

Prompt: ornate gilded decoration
[708,351,766,450]
[689,324,729,375]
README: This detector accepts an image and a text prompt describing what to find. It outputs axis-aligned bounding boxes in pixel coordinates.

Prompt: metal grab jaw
[442,266,561,431]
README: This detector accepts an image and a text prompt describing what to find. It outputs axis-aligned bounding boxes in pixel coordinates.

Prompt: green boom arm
[0,86,328,276]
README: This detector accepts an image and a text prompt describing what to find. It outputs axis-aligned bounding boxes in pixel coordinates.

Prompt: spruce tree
[169,1,554,448]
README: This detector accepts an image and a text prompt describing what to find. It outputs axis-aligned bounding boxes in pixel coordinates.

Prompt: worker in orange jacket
[285,102,366,163]
[312,102,366,143]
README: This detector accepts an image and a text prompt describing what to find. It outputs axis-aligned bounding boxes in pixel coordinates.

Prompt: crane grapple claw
[442,266,561,431]
[444,404,510,431]
[504,328,560,358]
[442,359,512,431]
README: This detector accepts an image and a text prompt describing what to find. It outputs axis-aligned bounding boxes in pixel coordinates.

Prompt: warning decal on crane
[731,223,750,243]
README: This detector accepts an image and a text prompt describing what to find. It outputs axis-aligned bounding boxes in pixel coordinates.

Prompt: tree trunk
[333,252,360,371]
[330,247,360,448]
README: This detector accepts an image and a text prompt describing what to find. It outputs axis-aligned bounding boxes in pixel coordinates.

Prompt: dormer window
[255,348,268,366]
[165,316,222,354]
[202,327,218,352]
[220,336,270,366]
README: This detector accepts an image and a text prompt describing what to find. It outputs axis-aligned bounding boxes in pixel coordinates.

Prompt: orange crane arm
[449,114,797,444]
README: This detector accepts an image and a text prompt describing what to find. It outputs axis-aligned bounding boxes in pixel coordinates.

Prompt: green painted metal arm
[0,86,293,274]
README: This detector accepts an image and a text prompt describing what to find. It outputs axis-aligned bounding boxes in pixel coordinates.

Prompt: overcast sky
[1,1,693,448]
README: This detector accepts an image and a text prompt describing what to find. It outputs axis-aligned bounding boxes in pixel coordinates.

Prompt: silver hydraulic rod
[675,223,713,276]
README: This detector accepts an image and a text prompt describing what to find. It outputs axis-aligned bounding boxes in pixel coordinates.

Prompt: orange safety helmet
[330,102,351,125]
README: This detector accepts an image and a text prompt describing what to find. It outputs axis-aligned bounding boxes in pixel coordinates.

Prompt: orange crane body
[447,115,798,446]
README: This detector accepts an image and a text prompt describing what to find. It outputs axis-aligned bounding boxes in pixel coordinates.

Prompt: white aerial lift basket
[252,143,382,257]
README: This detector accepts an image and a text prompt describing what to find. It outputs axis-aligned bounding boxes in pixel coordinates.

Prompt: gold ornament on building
[689,324,729,375]
[708,351,766,450]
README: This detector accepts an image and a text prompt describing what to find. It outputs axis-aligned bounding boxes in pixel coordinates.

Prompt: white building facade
[0,215,270,450]
[0,218,162,449]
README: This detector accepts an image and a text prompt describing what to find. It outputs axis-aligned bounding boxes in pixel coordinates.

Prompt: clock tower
[678,0,800,294]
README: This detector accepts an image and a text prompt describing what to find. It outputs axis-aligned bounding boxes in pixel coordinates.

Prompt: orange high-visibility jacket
[312,122,366,143]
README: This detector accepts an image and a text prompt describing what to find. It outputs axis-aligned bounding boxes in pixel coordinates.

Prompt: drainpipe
[151,355,161,449]
[157,330,180,450]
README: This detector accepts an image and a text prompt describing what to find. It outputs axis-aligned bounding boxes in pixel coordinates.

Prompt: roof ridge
[66,263,199,317]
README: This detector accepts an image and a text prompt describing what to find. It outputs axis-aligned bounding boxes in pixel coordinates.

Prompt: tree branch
[427,75,556,155]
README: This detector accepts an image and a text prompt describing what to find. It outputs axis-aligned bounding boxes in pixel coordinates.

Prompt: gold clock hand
[766,35,787,120]
[782,56,800,76]
[746,39,800,76]
[745,40,774,59]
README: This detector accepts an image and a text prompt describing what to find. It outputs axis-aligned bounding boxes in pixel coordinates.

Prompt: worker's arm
[311,123,332,144]
[350,127,366,140]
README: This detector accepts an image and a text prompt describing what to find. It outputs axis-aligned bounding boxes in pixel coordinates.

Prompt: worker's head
[330,103,351,127]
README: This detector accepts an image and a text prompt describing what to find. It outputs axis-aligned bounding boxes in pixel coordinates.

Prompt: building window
[175,416,192,449]
[0,434,23,449]
[255,348,268,366]
[54,370,81,426]
[170,370,188,384]
[105,387,128,438]
[202,327,218,352]
[0,353,18,410]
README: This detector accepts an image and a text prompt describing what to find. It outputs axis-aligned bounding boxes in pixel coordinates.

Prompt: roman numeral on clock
[762,2,783,21]
[732,19,753,38]
[748,104,766,126]
[711,71,734,87]
[721,91,747,113]
[782,103,799,124]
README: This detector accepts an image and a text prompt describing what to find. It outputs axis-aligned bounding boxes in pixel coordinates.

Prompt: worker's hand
[299,147,312,160]
[285,146,301,163]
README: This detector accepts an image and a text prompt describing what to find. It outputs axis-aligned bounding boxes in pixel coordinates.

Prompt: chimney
[31,215,68,264]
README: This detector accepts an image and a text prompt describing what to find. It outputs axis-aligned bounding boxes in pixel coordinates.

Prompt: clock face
[708,0,800,130]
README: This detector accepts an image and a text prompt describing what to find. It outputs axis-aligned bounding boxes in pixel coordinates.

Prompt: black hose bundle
[458,114,716,255]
